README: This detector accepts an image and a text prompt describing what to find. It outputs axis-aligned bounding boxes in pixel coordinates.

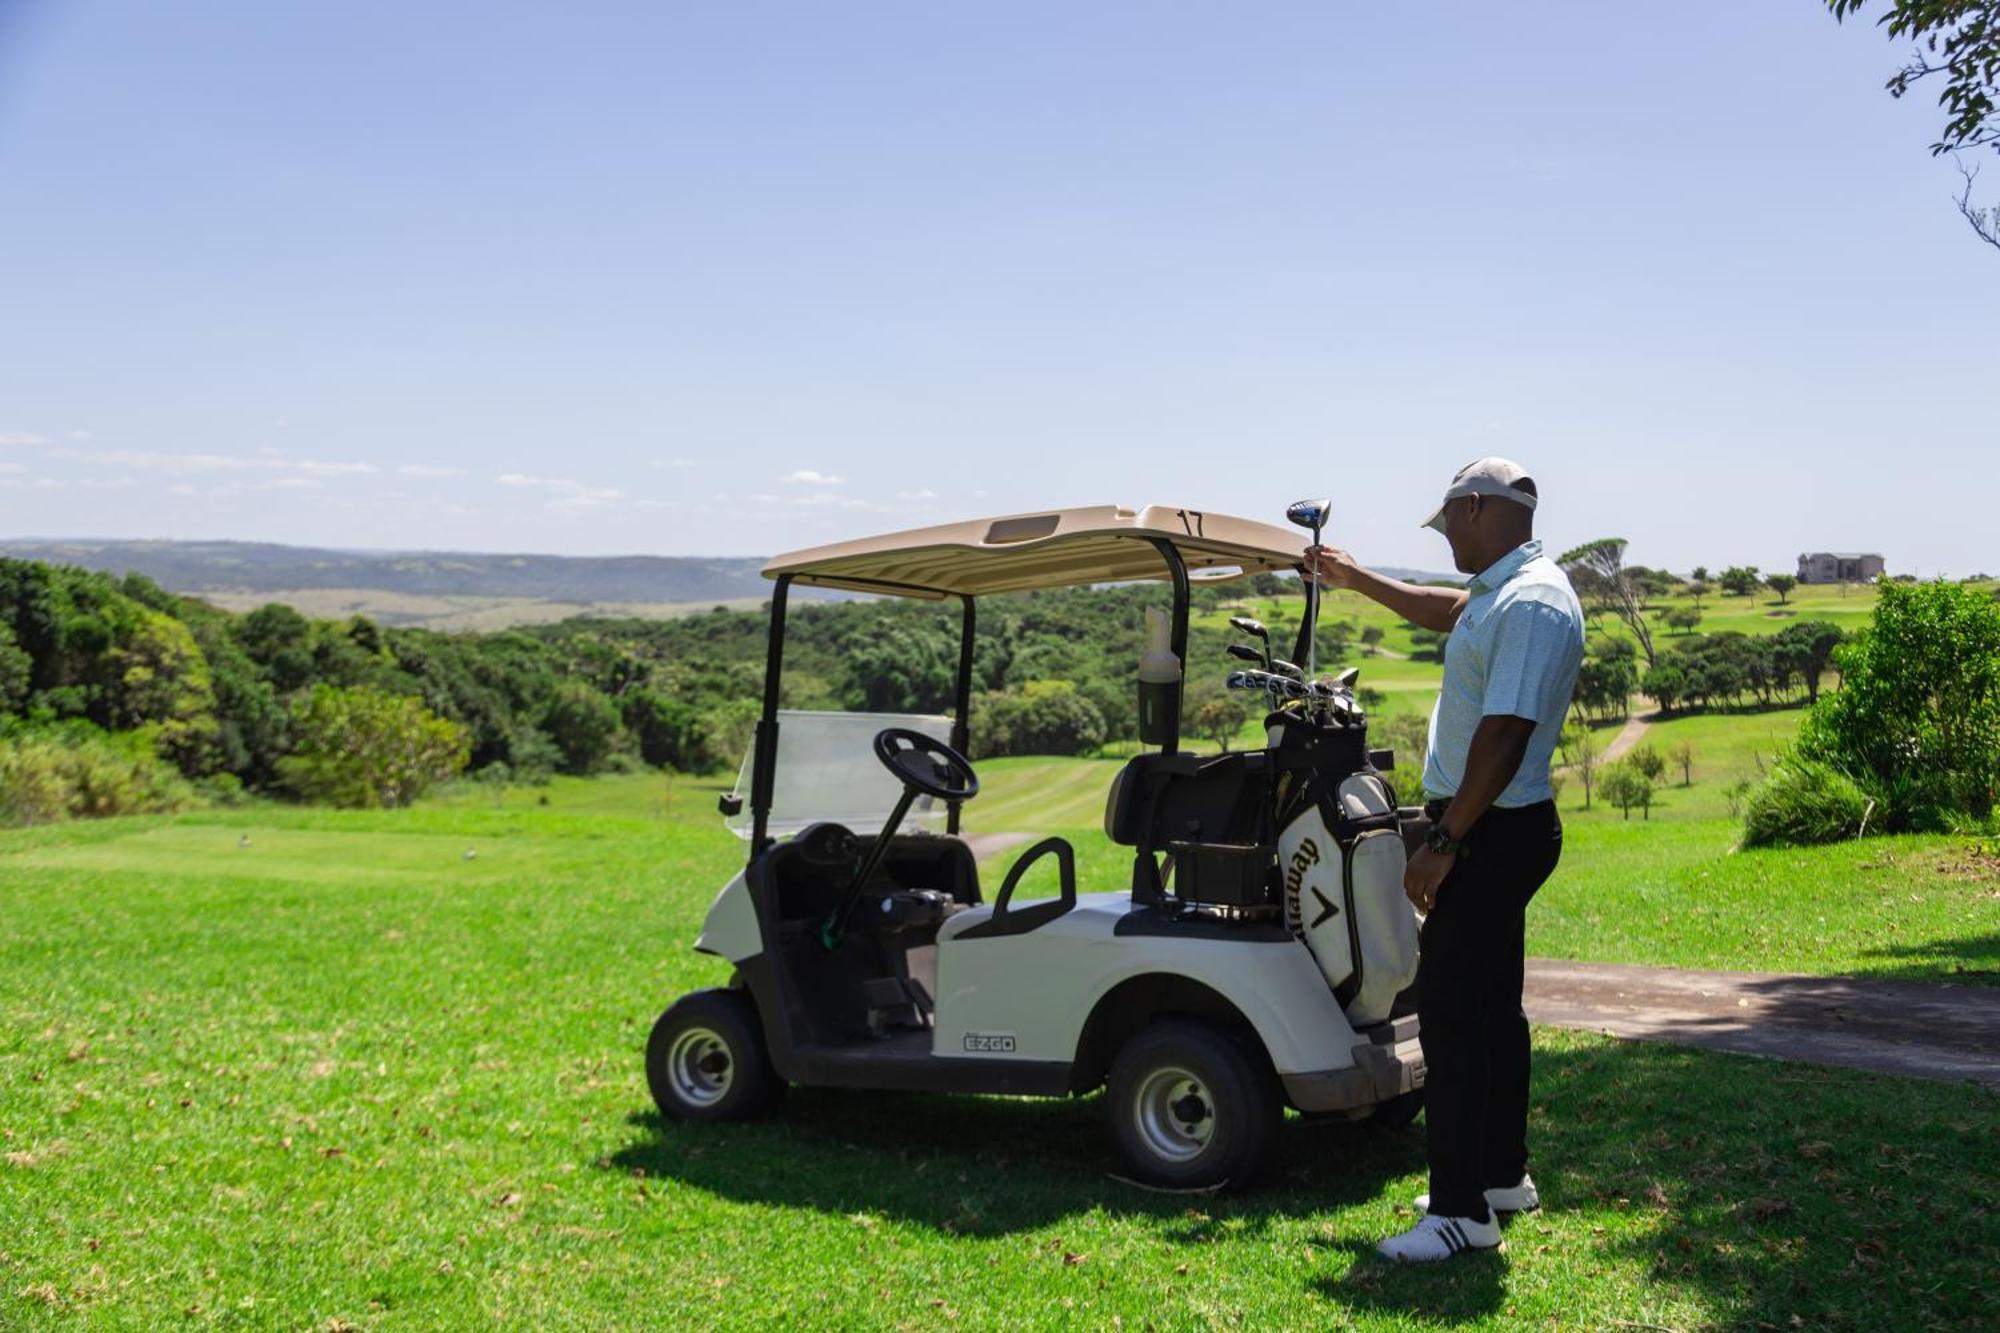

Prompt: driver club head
[1285,498,1331,539]
[1229,615,1268,641]
[1226,643,1264,664]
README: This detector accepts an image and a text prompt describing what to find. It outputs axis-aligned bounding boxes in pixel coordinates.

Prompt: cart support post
[749,575,792,862]
[949,595,975,836]
[1142,537,1190,755]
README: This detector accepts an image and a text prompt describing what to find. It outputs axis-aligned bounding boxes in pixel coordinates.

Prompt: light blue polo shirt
[1421,539,1585,808]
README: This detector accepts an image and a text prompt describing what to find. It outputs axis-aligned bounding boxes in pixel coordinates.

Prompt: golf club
[1285,499,1331,680]
[1229,616,1271,669]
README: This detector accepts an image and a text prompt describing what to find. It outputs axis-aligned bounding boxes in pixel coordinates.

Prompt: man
[1305,457,1583,1264]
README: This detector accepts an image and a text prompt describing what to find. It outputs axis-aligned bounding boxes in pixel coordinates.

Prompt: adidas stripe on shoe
[1376,1212,1502,1263]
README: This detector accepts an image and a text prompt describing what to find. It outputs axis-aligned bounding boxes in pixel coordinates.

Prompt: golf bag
[1269,715,1420,1026]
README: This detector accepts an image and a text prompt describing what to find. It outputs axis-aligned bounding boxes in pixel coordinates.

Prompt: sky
[0,1,1993,576]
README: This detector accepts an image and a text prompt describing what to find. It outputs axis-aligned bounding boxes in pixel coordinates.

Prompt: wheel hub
[666,1026,734,1107]
[1133,1065,1216,1163]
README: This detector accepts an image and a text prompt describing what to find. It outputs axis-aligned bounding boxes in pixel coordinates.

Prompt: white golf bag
[1270,719,1420,1026]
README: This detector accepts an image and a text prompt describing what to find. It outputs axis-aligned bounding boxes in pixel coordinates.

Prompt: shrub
[1628,744,1667,783]
[0,726,195,826]
[970,681,1106,758]
[1797,581,2000,831]
[278,685,469,808]
[1741,754,1873,848]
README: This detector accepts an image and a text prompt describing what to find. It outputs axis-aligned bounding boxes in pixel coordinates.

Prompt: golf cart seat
[1104,752,1275,901]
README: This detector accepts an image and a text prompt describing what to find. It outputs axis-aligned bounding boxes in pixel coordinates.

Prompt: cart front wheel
[647,988,783,1123]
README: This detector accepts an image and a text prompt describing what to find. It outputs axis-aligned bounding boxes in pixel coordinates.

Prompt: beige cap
[1421,456,1539,532]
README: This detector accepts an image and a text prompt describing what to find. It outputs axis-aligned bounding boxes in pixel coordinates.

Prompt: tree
[1690,566,1711,584]
[1558,720,1601,809]
[1827,1,2000,252]
[1192,690,1252,753]
[1600,762,1655,820]
[1360,625,1385,657]
[1719,566,1763,597]
[539,678,624,774]
[1773,620,1847,703]
[1799,580,2000,828]
[1558,538,1657,668]
[1767,573,1798,605]
[1687,580,1712,610]
[279,685,469,808]
[1669,739,1696,787]
[1628,743,1667,784]
[1661,606,1703,636]
[1575,642,1640,722]
[1642,662,1691,715]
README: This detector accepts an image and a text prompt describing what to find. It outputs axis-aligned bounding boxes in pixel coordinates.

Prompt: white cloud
[166,484,197,496]
[54,447,375,477]
[0,431,49,447]
[783,469,843,486]
[254,477,322,491]
[496,472,621,508]
[895,488,939,501]
[652,457,696,470]
[0,462,27,474]
[397,463,466,478]
[68,429,93,441]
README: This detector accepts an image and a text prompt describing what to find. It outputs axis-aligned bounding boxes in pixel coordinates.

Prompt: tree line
[0,557,1296,817]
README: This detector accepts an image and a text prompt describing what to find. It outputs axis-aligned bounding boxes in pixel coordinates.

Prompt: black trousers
[1416,799,1563,1224]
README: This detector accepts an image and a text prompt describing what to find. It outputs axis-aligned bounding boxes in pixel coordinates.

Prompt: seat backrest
[1104,752,1270,849]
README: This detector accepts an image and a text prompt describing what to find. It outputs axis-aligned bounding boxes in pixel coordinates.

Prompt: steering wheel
[872,728,980,802]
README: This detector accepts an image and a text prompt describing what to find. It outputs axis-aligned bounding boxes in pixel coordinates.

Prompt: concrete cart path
[1524,959,2000,1089]
[962,832,1033,862]
[1597,712,1656,765]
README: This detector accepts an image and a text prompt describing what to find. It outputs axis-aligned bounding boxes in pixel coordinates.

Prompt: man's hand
[1403,845,1454,914]
[1303,544,1364,590]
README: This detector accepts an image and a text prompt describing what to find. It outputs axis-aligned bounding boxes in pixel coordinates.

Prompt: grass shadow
[1857,930,2000,986]
[607,1088,1423,1242]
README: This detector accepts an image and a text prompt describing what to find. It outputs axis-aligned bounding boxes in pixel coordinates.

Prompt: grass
[4,793,1996,1330]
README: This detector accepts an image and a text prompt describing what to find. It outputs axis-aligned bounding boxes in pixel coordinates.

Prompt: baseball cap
[1421,457,1539,532]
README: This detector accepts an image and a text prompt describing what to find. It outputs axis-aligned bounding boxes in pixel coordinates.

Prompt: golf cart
[648,504,1428,1190]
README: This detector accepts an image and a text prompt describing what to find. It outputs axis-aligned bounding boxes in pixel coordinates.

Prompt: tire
[1365,1088,1425,1132]
[646,988,783,1123]
[1105,1021,1280,1191]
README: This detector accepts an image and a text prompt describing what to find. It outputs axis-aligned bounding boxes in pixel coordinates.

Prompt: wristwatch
[1425,821,1468,858]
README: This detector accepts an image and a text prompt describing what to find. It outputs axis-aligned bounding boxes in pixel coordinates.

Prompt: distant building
[1797,552,1884,584]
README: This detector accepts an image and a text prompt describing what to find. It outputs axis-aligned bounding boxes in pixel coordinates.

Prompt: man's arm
[1403,715,1536,912]
[1303,546,1467,633]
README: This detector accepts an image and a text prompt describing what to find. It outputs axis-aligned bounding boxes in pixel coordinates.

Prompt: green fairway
[5,790,1997,1329]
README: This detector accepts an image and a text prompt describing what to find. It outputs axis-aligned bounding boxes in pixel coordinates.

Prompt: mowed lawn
[4,773,1997,1329]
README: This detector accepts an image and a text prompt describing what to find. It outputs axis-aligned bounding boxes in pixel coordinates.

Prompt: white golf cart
[648,504,1428,1190]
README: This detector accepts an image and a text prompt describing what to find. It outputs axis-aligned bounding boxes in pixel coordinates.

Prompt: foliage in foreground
[1741,752,1877,848]
[1786,580,2000,839]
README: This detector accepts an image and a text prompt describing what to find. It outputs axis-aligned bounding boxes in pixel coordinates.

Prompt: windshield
[723,709,954,840]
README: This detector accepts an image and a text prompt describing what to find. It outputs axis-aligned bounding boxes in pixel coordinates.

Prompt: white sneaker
[1376,1211,1501,1262]
[1415,1173,1539,1217]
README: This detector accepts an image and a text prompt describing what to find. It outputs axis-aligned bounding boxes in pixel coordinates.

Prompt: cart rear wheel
[1106,1021,1278,1190]
[647,988,783,1123]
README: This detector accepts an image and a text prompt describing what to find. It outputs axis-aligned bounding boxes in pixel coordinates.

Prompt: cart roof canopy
[762,504,1308,599]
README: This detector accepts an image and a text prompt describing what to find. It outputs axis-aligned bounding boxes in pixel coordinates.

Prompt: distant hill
[0,538,1459,630]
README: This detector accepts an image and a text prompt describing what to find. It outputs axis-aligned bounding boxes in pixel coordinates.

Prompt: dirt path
[1524,959,2000,1089]
[1597,711,1656,764]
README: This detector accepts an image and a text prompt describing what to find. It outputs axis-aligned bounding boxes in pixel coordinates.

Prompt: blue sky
[0,1,1992,575]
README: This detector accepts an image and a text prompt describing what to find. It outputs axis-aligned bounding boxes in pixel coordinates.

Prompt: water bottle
[1137,607,1182,746]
